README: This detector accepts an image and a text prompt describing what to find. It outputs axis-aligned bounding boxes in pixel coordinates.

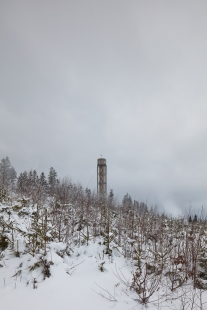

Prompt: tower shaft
[97,158,107,195]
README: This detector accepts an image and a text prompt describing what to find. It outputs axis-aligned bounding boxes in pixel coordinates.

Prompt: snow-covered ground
[2,240,207,310]
[1,200,207,310]
[0,241,140,310]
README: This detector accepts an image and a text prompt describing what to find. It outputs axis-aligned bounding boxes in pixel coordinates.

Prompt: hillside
[1,191,207,309]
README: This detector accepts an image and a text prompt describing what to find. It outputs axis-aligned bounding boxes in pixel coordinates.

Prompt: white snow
[0,241,138,310]
[1,201,207,310]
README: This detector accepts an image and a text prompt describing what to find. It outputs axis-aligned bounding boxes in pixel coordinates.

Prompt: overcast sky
[1,0,207,215]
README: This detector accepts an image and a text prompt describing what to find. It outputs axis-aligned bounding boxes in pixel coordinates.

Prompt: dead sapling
[92,282,119,302]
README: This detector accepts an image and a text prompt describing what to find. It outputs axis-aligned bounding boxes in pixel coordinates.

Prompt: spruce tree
[0,156,17,192]
[48,167,58,196]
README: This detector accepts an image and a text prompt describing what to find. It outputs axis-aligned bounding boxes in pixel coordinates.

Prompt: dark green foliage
[39,256,53,279]
[0,235,9,251]
[193,214,198,222]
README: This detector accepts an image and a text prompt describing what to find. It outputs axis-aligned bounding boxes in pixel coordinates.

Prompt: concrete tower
[97,158,107,195]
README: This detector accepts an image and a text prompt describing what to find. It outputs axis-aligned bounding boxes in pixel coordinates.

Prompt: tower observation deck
[97,158,107,195]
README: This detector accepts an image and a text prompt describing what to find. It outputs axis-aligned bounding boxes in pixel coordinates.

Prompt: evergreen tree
[108,189,114,202]
[16,171,28,196]
[122,193,132,208]
[193,214,198,222]
[40,172,48,192]
[138,201,148,215]
[27,170,33,195]
[0,156,17,192]
[48,167,58,196]
[32,170,38,187]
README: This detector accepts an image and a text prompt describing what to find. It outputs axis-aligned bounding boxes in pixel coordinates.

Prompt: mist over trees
[0,156,207,307]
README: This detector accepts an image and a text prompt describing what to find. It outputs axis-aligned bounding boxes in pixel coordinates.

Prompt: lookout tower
[97,158,107,195]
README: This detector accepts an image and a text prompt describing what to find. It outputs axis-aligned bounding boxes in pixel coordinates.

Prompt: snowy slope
[1,199,207,310]
[0,241,138,310]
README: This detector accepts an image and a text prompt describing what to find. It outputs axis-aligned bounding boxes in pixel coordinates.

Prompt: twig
[92,282,117,302]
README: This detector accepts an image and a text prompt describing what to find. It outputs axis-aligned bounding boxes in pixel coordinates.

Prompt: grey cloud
[1,0,207,214]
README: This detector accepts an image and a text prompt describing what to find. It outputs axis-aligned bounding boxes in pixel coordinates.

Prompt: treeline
[0,156,58,197]
[0,156,148,212]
